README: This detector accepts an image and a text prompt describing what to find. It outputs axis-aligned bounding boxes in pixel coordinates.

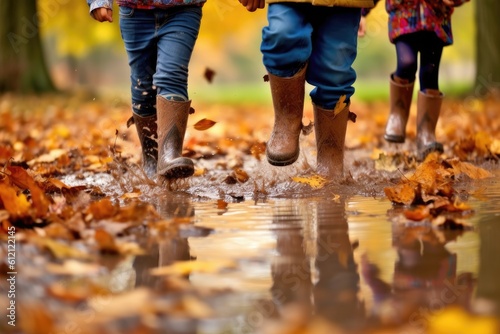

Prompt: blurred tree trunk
[475,0,500,96]
[0,0,55,93]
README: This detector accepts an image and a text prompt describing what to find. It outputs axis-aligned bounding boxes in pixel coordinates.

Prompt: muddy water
[105,168,500,333]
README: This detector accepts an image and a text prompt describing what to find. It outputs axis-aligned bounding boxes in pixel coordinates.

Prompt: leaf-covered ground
[0,92,499,333]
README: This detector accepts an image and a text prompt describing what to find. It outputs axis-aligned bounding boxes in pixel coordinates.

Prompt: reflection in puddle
[95,171,500,333]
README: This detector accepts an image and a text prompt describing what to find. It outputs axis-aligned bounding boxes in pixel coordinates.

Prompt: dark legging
[394,31,444,91]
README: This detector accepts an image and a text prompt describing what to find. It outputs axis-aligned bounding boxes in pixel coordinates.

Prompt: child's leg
[415,32,445,160]
[154,6,202,178]
[306,6,360,178]
[261,3,311,166]
[154,6,202,102]
[306,6,360,109]
[119,8,159,178]
[383,36,419,144]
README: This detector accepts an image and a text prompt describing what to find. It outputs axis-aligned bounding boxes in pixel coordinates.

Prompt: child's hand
[91,8,113,22]
[442,0,454,6]
[358,17,367,37]
[239,0,265,12]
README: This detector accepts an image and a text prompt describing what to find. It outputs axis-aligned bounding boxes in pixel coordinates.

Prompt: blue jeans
[119,6,202,116]
[261,3,360,109]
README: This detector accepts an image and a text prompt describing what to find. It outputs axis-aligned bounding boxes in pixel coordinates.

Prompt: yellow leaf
[35,238,91,259]
[490,139,500,155]
[291,174,328,189]
[333,95,347,117]
[150,259,237,276]
[429,307,499,334]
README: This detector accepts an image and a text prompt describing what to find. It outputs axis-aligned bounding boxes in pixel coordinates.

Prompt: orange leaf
[0,183,31,217]
[193,118,217,131]
[95,228,119,254]
[404,205,431,221]
[7,166,50,217]
[384,182,417,205]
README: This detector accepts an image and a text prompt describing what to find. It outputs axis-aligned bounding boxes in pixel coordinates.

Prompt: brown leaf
[217,199,228,210]
[95,228,119,254]
[193,118,217,131]
[86,198,118,221]
[233,168,249,183]
[204,67,216,83]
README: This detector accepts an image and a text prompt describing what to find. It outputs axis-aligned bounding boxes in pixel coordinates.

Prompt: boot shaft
[132,113,158,178]
[156,96,194,178]
[313,103,350,178]
[416,90,444,160]
[385,75,415,143]
[266,66,307,166]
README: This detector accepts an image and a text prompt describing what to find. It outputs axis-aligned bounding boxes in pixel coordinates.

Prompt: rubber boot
[314,102,350,179]
[156,96,194,179]
[384,74,415,143]
[266,65,307,166]
[132,113,158,179]
[416,89,444,160]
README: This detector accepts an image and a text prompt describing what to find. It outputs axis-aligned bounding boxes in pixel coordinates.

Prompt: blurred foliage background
[25,0,477,103]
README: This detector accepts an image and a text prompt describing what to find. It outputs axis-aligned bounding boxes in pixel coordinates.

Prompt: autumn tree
[475,0,500,96]
[0,0,55,93]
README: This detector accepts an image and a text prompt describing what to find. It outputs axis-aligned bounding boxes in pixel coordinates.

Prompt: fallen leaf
[233,168,249,183]
[291,174,328,189]
[46,259,101,276]
[384,182,417,205]
[429,307,498,334]
[150,259,237,276]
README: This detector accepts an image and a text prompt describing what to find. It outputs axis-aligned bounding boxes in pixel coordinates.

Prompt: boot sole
[384,133,405,143]
[160,165,195,179]
[158,158,195,179]
[266,150,299,167]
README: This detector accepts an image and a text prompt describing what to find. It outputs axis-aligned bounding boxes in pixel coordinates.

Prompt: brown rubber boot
[314,102,350,179]
[266,65,307,166]
[156,96,194,179]
[384,74,415,143]
[132,113,158,179]
[416,89,444,160]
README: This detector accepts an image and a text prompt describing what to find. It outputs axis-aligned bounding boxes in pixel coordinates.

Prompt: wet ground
[38,157,499,334]
[2,96,500,333]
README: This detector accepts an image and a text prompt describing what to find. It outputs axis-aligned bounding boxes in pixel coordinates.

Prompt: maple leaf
[193,118,217,131]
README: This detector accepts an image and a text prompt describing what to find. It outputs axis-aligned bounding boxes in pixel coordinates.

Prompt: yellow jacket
[266,0,374,7]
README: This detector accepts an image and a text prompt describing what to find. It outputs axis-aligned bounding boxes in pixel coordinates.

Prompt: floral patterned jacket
[87,0,206,14]
[364,0,470,45]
